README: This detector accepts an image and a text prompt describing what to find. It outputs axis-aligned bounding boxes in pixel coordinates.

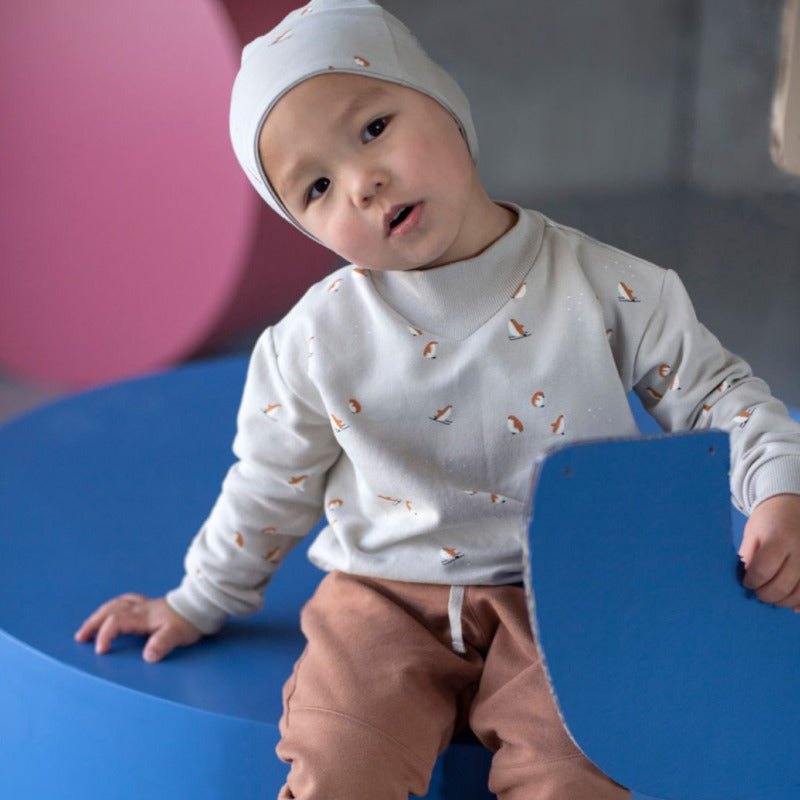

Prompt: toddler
[76,1,800,797]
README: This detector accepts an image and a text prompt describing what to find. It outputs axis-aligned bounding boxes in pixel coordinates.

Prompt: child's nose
[350,165,388,207]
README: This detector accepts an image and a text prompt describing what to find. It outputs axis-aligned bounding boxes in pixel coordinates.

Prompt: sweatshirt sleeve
[166,326,341,634]
[631,269,800,515]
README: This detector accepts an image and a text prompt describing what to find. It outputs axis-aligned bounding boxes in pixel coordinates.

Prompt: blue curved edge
[0,628,280,798]
[0,356,486,800]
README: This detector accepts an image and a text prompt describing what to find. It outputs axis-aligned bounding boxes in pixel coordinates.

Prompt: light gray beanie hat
[229,0,479,233]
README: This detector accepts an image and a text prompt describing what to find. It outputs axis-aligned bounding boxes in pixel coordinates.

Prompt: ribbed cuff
[166,577,229,636]
[746,455,800,514]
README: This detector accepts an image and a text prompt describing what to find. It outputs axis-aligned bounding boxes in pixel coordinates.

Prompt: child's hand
[74,594,202,662]
[739,494,800,611]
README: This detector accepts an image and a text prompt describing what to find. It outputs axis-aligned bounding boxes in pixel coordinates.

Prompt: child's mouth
[390,206,414,229]
[387,203,422,236]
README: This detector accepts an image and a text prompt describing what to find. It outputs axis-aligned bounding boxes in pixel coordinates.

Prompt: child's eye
[362,117,389,142]
[307,177,330,203]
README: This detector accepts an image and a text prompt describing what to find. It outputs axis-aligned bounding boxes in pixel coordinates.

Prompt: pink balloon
[0,1,332,387]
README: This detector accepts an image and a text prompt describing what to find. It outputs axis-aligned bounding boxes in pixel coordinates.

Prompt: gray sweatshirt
[167,205,800,634]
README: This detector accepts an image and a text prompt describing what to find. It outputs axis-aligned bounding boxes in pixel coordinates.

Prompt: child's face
[259,73,485,271]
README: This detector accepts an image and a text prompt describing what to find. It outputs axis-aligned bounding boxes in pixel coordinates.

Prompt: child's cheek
[322,214,371,264]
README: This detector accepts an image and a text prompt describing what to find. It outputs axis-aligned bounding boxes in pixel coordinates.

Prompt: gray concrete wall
[690,0,798,192]
[382,0,798,197]
[382,0,694,198]
[380,0,800,405]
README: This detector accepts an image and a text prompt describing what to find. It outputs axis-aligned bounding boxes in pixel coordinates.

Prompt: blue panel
[526,432,800,799]
[0,356,314,724]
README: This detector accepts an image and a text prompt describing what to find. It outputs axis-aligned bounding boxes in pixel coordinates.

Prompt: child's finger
[143,627,180,663]
[93,607,151,654]
[742,539,786,591]
[776,578,800,609]
[75,603,116,641]
[93,614,124,654]
[749,553,798,604]
[74,594,147,641]
[767,563,800,608]
[117,593,149,604]
[74,617,98,641]
[738,534,759,572]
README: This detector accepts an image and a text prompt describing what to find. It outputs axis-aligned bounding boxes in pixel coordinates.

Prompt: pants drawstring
[447,585,467,654]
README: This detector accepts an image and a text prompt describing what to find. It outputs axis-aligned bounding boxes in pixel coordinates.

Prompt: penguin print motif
[262,403,281,420]
[289,475,308,492]
[272,29,293,45]
[408,325,424,337]
[423,341,438,359]
[716,379,733,394]
[331,413,350,432]
[531,391,546,408]
[348,398,362,414]
[327,278,343,293]
[551,414,566,435]
[658,363,682,392]
[507,415,524,434]
[512,282,527,300]
[440,547,464,566]
[264,547,281,565]
[734,407,756,428]
[353,56,370,67]
[377,495,417,514]
[326,499,344,527]
[430,405,454,425]
[617,282,639,303]
[508,319,531,341]
[464,490,508,505]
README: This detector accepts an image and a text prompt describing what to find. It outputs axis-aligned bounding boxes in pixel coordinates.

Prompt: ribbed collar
[368,204,544,340]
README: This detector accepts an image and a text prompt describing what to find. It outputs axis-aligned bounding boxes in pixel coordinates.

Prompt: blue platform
[0,357,493,799]
[0,355,798,798]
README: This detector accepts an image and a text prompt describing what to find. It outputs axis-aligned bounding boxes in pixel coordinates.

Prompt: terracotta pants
[276,571,630,799]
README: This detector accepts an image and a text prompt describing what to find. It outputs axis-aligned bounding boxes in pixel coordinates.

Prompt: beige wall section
[772,0,800,175]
